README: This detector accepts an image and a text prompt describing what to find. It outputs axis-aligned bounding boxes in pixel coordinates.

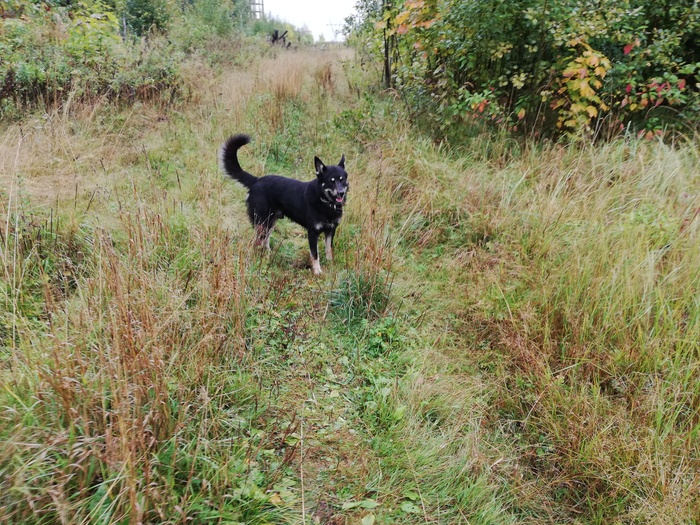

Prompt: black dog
[220,134,349,274]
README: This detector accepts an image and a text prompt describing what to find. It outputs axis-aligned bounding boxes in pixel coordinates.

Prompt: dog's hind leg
[254,224,273,250]
[251,208,279,250]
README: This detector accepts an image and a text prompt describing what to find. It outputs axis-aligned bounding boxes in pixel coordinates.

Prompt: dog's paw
[311,260,322,275]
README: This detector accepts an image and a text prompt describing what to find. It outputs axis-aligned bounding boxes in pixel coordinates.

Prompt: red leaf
[623,43,634,55]
[625,84,633,93]
[678,79,686,89]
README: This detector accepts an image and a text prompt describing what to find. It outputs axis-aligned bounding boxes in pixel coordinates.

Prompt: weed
[328,269,391,328]
[314,62,334,93]
[365,316,402,359]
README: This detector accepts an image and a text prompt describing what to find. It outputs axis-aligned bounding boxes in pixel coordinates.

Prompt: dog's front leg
[324,229,335,263]
[308,229,322,275]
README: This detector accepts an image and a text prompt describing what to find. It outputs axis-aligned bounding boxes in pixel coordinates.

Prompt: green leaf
[392,405,407,421]
[403,490,420,501]
[342,499,379,510]
[401,502,422,514]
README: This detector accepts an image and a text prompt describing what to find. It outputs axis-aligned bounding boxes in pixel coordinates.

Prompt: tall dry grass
[366,130,700,522]
[0,43,349,523]
[0,186,262,520]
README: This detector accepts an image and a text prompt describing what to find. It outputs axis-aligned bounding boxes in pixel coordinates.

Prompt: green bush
[346,0,700,139]
[123,0,170,35]
[167,0,250,52]
[0,0,183,117]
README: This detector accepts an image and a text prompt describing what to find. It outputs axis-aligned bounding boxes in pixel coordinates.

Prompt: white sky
[263,0,357,42]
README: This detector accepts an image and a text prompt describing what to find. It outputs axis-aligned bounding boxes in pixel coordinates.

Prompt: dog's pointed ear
[338,154,345,168]
[314,156,326,176]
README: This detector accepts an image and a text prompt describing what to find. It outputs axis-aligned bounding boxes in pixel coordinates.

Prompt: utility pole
[326,21,341,42]
[250,0,264,19]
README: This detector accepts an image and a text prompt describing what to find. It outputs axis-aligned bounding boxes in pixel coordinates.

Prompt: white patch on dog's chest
[315,217,341,231]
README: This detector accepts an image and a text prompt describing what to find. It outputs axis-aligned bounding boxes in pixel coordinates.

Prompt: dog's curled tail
[220,134,258,188]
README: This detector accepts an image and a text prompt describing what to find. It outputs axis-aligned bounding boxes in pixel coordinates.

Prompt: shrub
[0,0,182,117]
[346,0,700,139]
[123,0,170,36]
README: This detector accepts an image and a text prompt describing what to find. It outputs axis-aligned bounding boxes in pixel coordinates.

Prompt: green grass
[1,37,700,524]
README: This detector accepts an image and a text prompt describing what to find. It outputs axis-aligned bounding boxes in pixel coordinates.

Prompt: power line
[326,21,342,42]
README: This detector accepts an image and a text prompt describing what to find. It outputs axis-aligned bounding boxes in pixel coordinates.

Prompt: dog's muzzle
[323,185,347,207]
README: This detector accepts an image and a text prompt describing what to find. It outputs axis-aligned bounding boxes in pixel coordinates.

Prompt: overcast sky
[263,0,357,42]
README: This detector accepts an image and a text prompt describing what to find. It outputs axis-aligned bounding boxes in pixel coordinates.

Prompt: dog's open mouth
[324,187,346,206]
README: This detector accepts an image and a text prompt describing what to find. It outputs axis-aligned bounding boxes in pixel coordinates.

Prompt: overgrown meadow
[2,5,700,525]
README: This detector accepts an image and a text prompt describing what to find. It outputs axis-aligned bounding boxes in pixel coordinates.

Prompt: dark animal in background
[220,134,349,275]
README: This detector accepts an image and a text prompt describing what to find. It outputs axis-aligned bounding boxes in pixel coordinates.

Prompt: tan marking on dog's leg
[310,251,322,275]
[255,224,272,251]
[324,234,333,263]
